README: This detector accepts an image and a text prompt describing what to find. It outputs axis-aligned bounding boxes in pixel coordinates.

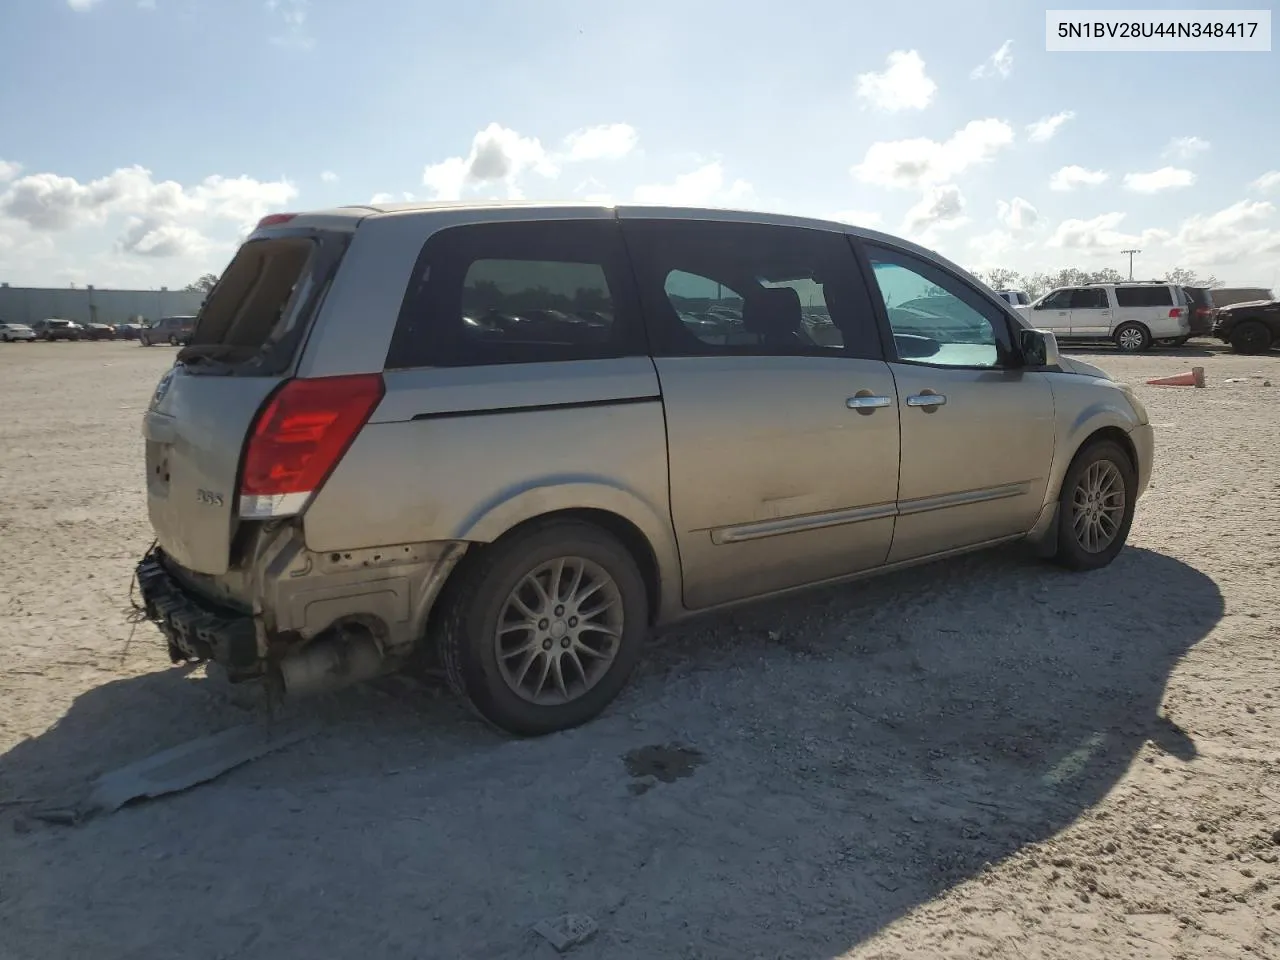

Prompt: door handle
[905,393,947,408]
[846,395,893,410]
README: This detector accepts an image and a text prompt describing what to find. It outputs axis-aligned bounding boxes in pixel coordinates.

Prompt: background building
[0,283,205,325]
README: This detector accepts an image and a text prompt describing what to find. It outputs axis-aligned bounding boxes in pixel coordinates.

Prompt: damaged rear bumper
[136,547,258,671]
[135,529,467,685]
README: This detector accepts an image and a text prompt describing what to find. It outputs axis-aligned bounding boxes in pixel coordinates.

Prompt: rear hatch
[143,218,356,575]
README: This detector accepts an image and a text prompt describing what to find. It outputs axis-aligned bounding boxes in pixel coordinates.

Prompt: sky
[0,0,1278,290]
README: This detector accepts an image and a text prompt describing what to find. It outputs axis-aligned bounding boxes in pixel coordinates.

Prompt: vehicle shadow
[0,545,1221,960]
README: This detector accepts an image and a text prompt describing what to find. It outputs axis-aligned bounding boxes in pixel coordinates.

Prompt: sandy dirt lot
[1,340,1279,960]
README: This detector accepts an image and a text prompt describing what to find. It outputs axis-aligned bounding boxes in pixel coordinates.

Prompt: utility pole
[1121,249,1141,280]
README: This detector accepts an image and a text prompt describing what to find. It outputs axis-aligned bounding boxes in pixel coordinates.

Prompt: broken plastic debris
[533,914,598,953]
[79,720,318,818]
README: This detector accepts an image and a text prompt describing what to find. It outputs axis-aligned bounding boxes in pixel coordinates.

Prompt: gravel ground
[1,341,1278,960]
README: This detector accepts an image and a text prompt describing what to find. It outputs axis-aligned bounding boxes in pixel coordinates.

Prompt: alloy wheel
[493,556,624,705]
[1071,460,1126,553]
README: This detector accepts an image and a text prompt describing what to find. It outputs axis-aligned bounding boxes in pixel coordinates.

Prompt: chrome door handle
[846,395,893,409]
[906,393,947,408]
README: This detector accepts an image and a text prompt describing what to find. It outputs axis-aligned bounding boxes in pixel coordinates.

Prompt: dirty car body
[136,202,1154,736]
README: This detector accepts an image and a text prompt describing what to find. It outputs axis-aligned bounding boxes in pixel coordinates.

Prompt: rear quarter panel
[302,357,683,621]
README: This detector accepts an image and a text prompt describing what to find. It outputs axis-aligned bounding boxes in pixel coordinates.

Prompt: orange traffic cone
[1146,366,1205,388]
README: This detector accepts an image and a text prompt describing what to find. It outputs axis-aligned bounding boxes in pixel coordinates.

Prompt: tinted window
[1115,286,1173,308]
[1039,289,1073,310]
[623,219,880,359]
[1070,288,1109,309]
[387,219,642,368]
[864,244,1011,368]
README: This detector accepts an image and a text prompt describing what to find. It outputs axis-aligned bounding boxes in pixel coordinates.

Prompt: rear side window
[1115,286,1173,308]
[621,218,881,359]
[386,219,643,368]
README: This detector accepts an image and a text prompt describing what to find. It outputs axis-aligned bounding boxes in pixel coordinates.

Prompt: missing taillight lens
[240,374,384,506]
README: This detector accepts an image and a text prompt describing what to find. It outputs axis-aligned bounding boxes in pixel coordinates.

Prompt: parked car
[995,289,1030,307]
[140,315,196,346]
[1207,287,1274,309]
[0,321,37,342]
[80,321,116,341]
[1213,296,1280,354]
[135,203,1154,736]
[1178,286,1217,342]
[114,323,145,340]
[1015,281,1190,352]
[30,318,82,341]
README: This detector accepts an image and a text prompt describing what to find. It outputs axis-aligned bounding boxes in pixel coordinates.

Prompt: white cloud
[1167,199,1280,266]
[1164,136,1210,160]
[0,164,297,264]
[116,217,209,258]
[1026,111,1075,143]
[632,162,754,207]
[1250,171,1280,193]
[421,123,558,201]
[0,160,20,183]
[903,184,967,235]
[67,0,103,10]
[969,229,1014,259]
[996,197,1038,232]
[1123,167,1195,193]
[319,170,339,184]
[1049,165,1109,191]
[1046,212,1167,252]
[855,50,936,112]
[852,119,1014,189]
[267,0,312,49]
[562,124,638,162]
[970,40,1013,80]
[826,210,883,227]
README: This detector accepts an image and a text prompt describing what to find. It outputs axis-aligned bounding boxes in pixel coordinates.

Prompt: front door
[1068,286,1114,337]
[1030,288,1073,336]
[860,242,1056,563]
[620,215,901,610]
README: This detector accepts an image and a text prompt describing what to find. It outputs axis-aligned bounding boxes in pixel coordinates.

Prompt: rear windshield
[178,231,346,373]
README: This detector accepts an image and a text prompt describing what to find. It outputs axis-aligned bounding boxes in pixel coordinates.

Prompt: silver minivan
[136,203,1154,735]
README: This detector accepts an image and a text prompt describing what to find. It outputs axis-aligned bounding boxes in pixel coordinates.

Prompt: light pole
[1121,248,1141,280]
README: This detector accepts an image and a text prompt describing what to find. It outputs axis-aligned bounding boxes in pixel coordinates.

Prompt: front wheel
[435,520,648,736]
[1113,322,1151,353]
[1229,320,1273,355]
[1052,440,1137,572]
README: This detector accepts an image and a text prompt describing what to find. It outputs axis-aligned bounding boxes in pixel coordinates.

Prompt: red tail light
[256,213,298,229]
[1196,307,1210,317]
[239,374,384,516]
[1168,308,1183,318]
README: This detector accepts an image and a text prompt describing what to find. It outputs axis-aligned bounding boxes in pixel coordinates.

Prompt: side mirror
[1020,328,1059,368]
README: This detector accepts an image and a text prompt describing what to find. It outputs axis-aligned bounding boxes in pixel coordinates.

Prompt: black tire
[1229,320,1272,355]
[436,519,648,736]
[1052,439,1137,572]
[1113,322,1151,353]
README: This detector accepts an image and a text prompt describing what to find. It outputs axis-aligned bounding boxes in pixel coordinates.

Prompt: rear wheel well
[451,509,663,626]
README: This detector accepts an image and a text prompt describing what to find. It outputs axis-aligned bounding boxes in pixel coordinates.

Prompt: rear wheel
[1052,440,1137,572]
[168,334,179,346]
[436,520,648,736]
[1229,320,1272,355]
[1113,322,1151,353]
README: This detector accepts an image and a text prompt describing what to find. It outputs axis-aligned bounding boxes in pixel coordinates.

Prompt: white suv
[1017,282,1190,352]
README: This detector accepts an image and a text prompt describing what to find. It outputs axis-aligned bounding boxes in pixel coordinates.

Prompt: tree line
[968,266,1221,300]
